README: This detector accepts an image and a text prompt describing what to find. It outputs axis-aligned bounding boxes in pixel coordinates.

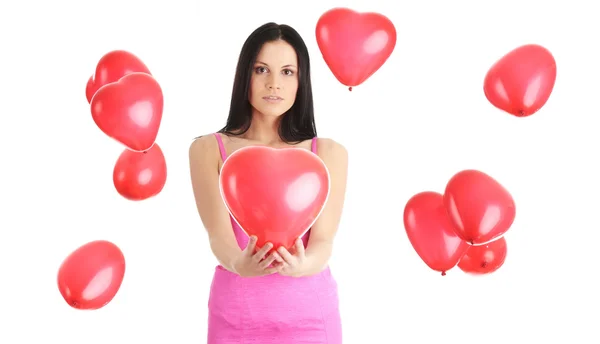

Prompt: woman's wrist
[300,254,326,276]
[230,252,243,275]
[302,240,333,276]
[210,237,243,273]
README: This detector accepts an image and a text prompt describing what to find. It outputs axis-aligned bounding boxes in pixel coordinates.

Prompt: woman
[189,22,348,344]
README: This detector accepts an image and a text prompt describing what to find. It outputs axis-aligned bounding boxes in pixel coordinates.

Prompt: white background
[1,0,598,343]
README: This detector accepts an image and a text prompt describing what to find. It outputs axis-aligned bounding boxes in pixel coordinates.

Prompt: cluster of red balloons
[404,170,515,276]
[315,8,555,277]
[315,8,557,120]
[56,51,174,310]
[86,50,167,201]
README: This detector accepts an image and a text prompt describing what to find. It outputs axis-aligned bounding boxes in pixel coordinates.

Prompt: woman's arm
[189,136,242,273]
[302,138,349,275]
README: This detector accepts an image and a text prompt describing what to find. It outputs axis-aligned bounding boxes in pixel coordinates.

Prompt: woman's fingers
[277,246,295,263]
[253,242,273,263]
[245,236,258,255]
[259,253,277,268]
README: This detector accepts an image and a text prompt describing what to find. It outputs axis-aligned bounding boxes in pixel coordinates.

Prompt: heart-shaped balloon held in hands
[220,146,330,252]
[316,7,397,90]
[90,72,163,152]
[483,44,556,117]
[86,50,151,103]
[443,170,516,245]
[113,142,167,201]
[404,191,470,276]
[57,240,126,310]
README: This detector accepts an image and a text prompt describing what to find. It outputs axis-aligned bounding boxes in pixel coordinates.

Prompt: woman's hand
[274,238,309,278]
[233,236,282,277]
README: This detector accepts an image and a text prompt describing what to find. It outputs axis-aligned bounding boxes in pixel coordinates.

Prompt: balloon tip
[70,300,81,309]
[348,87,352,91]
[441,271,446,276]
[480,261,488,268]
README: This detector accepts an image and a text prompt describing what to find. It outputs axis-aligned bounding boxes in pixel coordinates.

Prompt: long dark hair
[218,22,317,144]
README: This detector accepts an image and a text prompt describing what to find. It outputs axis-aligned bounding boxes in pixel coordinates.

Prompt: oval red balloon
[113,142,167,201]
[86,50,151,103]
[403,191,469,276]
[458,237,507,275]
[443,170,516,245]
[219,146,330,252]
[57,240,126,310]
[316,7,397,90]
[483,44,556,117]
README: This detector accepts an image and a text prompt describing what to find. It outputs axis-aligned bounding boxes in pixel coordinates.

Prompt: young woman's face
[248,40,299,118]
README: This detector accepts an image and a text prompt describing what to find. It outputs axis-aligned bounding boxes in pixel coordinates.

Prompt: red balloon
[443,170,516,245]
[86,50,151,103]
[403,191,469,276]
[57,240,126,310]
[219,146,330,252]
[90,72,163,152]
[316,7,397,90]
[483,44,556,117]
[113,142,167,201]
[458,237,507,275]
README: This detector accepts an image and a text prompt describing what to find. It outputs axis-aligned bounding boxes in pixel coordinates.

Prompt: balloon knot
[518,110,526,117]
[480,261,488,268]
[71,301,80,308]
[441,271,446,276]
[142,150,148,154]
[348,86,353,91]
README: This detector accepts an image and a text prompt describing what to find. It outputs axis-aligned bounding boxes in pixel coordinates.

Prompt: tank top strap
[311,137,318,154]
[213,133,227,161]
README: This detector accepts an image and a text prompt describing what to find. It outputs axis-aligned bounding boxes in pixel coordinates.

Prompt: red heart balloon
[219,146,330,252]
[483,44,556,117]
[57,240,126,310]
[90,72,163,152]
[316,7,397,90]
[443,170,516,245]
[86,50,151,103]
[458,237,507,275]
[113,142,167,201]
[403,191,469,276]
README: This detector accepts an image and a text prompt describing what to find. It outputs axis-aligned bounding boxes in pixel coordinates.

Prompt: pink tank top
[214,133,316,249]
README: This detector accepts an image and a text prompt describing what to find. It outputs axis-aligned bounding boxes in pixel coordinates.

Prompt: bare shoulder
[189,134,219,162]
[316,137,348,164]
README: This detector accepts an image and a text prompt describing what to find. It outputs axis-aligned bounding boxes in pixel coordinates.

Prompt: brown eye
[255,66,268,73]
[282,69,294,76]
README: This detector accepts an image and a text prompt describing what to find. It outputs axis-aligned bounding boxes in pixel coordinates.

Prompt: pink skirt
[207,265,342,343]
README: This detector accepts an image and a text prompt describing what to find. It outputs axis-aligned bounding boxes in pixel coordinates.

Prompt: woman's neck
[242,112,282,145]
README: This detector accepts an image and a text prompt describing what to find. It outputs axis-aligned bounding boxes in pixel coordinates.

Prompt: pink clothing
[208,133,342,344]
